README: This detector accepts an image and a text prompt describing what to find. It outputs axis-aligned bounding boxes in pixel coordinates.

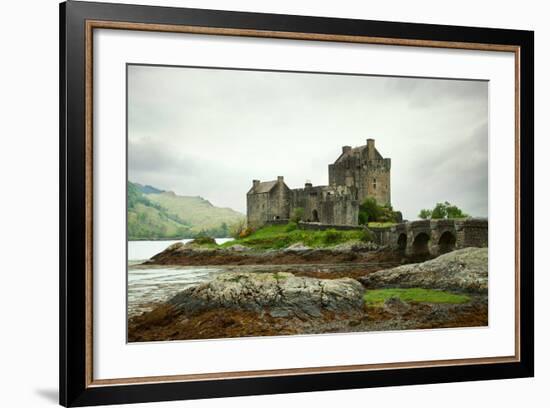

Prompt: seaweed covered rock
[168,272,365,318]
[359,248,488,293]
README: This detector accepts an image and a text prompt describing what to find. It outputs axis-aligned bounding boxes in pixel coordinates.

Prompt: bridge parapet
[370,218,488,257]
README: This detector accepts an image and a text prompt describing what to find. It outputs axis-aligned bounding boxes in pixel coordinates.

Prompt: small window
[373,178,377,190]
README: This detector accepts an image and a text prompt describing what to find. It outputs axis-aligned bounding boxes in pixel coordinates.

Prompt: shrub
[230,219,247,239]
[324,229,342,244]
[285,222,298,232]
[239,227,254,238]
[192,235,217,245]
[358,198,397,224]
[290,207,305,223]
[360,229,374,242]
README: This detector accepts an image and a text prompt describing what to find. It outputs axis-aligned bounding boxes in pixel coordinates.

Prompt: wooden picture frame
[60,1,534,406]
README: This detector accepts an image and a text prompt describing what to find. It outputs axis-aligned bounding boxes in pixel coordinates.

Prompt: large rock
[168,272,365,318]
[226,244,250,252]
[284,242,311,252]
[359,247,488,293]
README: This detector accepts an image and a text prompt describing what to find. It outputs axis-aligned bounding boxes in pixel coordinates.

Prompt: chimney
[342,146,352,154]
[277,176,284,183]
[253,179,260,189]
[366,138,375,160]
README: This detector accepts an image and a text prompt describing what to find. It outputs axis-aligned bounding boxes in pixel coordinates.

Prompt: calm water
[127,238,233,317]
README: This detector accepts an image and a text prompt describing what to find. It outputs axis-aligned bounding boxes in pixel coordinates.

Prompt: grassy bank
[364,288,470,306]
[367,222,397,228]
[218,224,372,250]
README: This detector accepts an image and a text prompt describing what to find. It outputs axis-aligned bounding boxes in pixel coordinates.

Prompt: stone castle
[247,139,391,228]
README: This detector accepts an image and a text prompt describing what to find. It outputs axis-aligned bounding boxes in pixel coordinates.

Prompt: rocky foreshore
[144,240,396,266]
[359,247,488,293]
[128,247,488,342]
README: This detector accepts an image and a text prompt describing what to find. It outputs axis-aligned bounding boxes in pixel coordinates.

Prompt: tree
[358,198,382,225]
[358,198,397,225]
[220,222,229,237]
[290,207,305,223]
[418,201,469,220]
[418,209,432,219]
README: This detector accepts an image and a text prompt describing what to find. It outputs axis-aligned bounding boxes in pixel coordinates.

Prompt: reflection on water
[128,266,224,317]
[127,238,233,317]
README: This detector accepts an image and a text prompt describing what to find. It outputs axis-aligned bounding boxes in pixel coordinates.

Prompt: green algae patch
[364,288,470,307]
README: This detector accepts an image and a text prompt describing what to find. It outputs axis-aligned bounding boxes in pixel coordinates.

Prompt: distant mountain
[134,183,165,195]
[128,181,244,240]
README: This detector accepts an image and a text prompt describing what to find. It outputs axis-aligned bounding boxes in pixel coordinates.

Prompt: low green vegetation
[358,198,399,225]
[220,224,373,250]
[290,207,305,223]
[418,201,469,220]
[363,288,470,307]
[367,221,398,228]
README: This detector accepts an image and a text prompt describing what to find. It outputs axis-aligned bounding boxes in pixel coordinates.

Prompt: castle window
[373,178,377,190]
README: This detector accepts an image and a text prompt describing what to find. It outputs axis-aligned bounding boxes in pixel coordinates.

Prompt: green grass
[220,224,372,250]
[363,288,470,307]
[367,222,398,228]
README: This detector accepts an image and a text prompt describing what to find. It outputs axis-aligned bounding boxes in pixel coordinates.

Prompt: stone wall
[264,219,364,231]
[297,222,365,231]
[455,219,489,248]
[365,158,391,206]
[290,185,359,225]
[246,192,270,229]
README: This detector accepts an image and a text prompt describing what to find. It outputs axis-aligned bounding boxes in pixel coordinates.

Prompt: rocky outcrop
[225,244,250,252]
[359,247,488,293]
[168,272,365,318]
[146,241,389,266]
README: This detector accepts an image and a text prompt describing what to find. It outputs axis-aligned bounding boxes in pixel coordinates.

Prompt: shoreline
[127,246,489,343]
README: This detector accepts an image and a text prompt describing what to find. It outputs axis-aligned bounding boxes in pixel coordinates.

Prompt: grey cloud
[128,65,488,219]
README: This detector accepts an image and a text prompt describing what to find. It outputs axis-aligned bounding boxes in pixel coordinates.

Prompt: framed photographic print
[59,0,534,406]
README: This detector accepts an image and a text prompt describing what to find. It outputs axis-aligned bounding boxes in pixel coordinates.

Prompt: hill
[128,181,244,240]
[134,183,165,195]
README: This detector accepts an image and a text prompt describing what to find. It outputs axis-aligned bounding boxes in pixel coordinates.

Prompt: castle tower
[246,176,291,228]
[328,138,391,206]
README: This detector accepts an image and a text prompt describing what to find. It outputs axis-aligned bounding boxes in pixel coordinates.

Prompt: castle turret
[366,138,376,160]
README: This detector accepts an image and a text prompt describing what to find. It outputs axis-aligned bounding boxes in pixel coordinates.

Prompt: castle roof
[334,143,383,164]
[248,180,278,194]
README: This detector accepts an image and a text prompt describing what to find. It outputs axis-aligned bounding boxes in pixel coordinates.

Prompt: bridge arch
[411,232,430,255]
[438,230,456,254]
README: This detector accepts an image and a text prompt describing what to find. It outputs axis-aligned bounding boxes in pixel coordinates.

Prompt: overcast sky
[128,64,488,220]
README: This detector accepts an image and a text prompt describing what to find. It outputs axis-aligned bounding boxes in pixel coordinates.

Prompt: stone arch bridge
[370,219,488,257]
